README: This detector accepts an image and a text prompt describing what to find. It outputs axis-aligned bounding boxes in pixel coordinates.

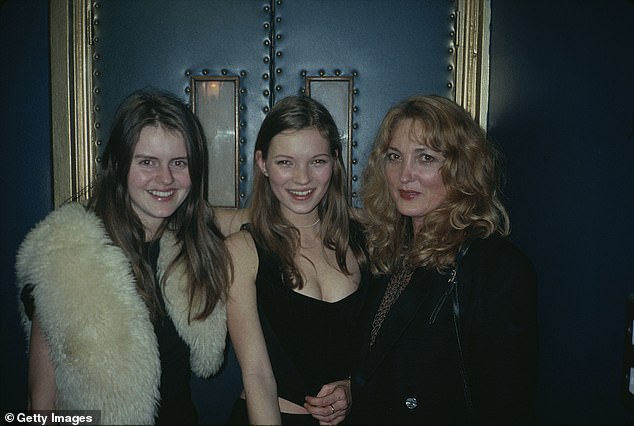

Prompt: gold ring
[330,404,335,414]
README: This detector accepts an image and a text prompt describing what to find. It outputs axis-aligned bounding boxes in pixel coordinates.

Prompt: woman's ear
[255,150,268,177]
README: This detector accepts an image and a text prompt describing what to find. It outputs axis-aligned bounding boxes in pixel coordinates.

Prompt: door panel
[275,0,455,203]
[91,0,456,207]
[93,0,271,207]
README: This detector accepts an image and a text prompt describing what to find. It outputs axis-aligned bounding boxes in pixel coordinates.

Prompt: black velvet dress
[229,226,369,425]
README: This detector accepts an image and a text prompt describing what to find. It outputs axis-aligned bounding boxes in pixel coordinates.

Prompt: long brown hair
[87,89,231,321]
[361,95,509,274]
[249,96,365,288]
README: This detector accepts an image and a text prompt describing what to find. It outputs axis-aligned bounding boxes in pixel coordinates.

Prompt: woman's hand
[304,379,351,425]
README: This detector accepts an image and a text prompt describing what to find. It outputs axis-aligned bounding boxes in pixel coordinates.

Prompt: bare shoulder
[213,207,250,236]
[226,229,259,279]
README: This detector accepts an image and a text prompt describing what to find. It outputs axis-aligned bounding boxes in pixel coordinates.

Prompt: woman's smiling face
[256,127,333,223]
[127,124,191,239]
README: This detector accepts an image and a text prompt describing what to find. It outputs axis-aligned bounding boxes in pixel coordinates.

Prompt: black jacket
[349,236,538,424]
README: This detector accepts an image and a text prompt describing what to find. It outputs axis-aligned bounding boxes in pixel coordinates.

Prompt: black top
[247,226,369,406]
[145,240,197,425]
[350,235,538,424]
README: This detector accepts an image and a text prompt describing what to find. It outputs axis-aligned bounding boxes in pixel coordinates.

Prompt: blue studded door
[92,0,456,208]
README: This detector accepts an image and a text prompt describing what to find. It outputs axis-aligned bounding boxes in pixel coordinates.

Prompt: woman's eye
[386,152,400,161]
[171,160,188,169]
[276,160,291,166]
[312,158,328,165]
[421,154,435,162]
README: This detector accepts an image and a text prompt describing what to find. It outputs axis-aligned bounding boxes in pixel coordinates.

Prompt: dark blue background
[2,0,633,423]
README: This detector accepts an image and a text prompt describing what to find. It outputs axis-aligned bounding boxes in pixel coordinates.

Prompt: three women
[17,91,537,424]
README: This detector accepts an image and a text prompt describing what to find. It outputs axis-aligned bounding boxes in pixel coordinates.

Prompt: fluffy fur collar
[16,203,226,425]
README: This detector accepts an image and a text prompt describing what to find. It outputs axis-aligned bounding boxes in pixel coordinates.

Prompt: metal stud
[240,70,247,77]
[185,70,191,76]
[263,73,269,80]
[222,69,229,75]
[334,69,342,76]
[405,397,418,409]
[185,87,191,94]
[202,69,209,75]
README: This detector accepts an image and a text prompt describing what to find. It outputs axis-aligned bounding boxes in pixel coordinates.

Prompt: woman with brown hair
[226,96,368,424]
[17,89,231,425]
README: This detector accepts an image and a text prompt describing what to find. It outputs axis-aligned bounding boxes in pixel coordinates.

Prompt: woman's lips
[399,189,419,200]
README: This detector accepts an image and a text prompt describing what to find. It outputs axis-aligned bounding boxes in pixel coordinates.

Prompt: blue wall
[0,0,51,414]
[488,0,634,423]
[2,0,633,424]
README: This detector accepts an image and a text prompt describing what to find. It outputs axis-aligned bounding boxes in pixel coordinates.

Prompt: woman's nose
[157,165,175,185]
[399,160,414,183]
[294,164,310,184]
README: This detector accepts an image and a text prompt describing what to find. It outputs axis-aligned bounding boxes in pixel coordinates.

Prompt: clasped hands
[303,379,351,425]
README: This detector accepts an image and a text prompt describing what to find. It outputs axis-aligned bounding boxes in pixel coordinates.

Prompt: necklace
[294,218,321,229]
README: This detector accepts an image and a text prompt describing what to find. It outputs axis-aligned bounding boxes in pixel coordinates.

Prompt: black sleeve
[20,284,36,320]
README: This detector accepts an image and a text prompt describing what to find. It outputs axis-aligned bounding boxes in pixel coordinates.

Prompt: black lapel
[355,267,440,385]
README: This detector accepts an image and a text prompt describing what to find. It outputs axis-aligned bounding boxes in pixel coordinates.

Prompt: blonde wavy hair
[361,95,509,275]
